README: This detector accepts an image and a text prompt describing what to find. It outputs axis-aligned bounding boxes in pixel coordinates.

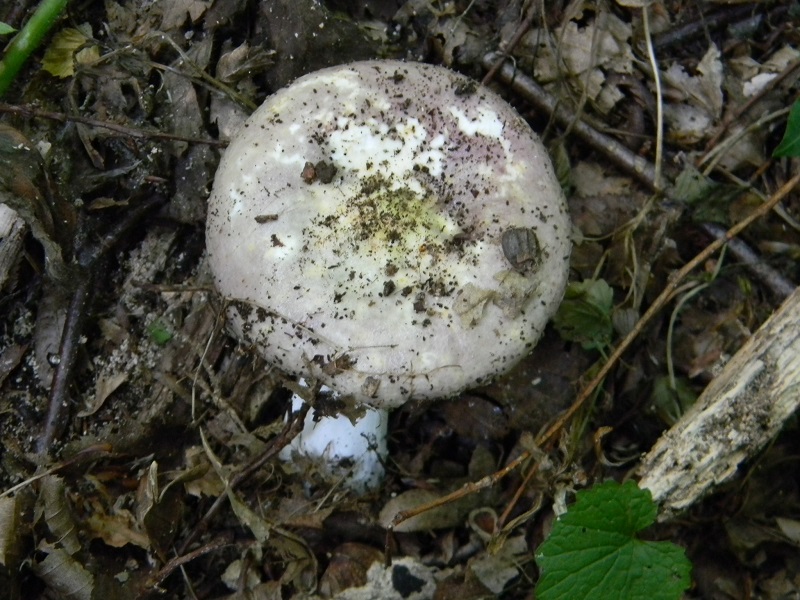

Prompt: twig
[701,222,795,300]
[0,443,111,498]
[652,3,789,52]
[144,535,233,592]
[481,52,661,189]
[37,274,91,454]
[481,5,537,87]
[0,102,227,147]
[37,195,166,455]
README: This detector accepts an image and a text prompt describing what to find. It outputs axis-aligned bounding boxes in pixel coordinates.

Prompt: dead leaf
[40,476,81,555]
[468,534,528,594]
[379,489,469,533]
[85,511,150,550]
[319,542,383,597]
[160,0,212,31]
[79,370,129,417]
[663,44,724,118]
[30,546,94,600]
[0,124,74,282]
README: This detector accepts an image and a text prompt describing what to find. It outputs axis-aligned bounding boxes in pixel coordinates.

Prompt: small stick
[701,222,795,301]
[0,102,227,147]
[481,5,537,87]
[144,535,233,591]
[481,52,661,189]
[37,195,166,455]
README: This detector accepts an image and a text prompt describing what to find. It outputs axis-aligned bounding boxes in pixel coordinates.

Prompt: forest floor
[1,1,799,598]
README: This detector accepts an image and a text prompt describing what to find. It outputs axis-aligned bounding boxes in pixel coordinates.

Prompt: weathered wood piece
[638,286,800,520]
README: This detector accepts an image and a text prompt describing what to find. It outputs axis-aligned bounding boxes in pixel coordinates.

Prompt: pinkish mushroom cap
[207,60,571,409]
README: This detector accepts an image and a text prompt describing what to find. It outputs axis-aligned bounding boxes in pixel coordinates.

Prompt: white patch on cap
[448,105,504,138]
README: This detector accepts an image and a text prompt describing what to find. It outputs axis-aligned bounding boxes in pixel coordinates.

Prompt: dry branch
[638,286,800,520]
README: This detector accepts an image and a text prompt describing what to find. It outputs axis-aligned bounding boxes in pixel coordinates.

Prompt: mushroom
[206,60,571,491]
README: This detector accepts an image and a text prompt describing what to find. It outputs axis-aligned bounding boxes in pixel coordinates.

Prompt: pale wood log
[0,204,26,290]
[637,286,800,520]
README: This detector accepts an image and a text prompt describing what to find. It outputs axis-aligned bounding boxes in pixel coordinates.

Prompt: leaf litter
[0,1,799,598]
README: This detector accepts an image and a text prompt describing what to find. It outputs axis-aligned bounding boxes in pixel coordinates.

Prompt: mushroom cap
[207,60,571,408]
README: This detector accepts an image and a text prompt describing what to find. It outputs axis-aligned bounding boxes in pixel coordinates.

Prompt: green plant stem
[0,0,68,97]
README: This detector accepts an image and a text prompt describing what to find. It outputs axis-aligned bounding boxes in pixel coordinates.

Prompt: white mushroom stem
[279,386,388,493]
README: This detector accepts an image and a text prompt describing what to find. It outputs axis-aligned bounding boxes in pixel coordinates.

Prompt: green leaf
[536,480,692,600]
[553,279,614,351]
[672,165,741,225]
[0,22,16,35]
[650,375,697,426]
[774,100,800,158]
[147,320,173,346]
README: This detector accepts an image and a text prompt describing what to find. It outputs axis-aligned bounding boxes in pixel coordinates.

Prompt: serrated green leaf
[536,480,692,600]
[0,22,16,35]
[553,279,614,351]
[774,100,800,158]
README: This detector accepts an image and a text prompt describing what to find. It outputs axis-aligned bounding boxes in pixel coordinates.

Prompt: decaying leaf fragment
[0,496,22,569]
[0,125,75,282]
[40,475,81,555]
[30,547,94,600]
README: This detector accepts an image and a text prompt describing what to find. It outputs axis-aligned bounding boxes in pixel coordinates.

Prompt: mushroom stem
[279,386,389,493]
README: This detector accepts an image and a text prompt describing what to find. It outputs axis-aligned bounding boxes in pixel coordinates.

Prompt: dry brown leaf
[160,0,212,30]
[319,542,383,597]
[379,489,469,533]
[85,510,150,550]
[79,370,128,417]
[30,546,94,600]
[40,476,80,555]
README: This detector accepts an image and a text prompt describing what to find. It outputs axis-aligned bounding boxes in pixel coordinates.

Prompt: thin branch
[144,535,233,591]
[0,102,227,147]
[37,195,167,455]
[481,4,537,86]
[701,222,795,300]
[481,52,661,188]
